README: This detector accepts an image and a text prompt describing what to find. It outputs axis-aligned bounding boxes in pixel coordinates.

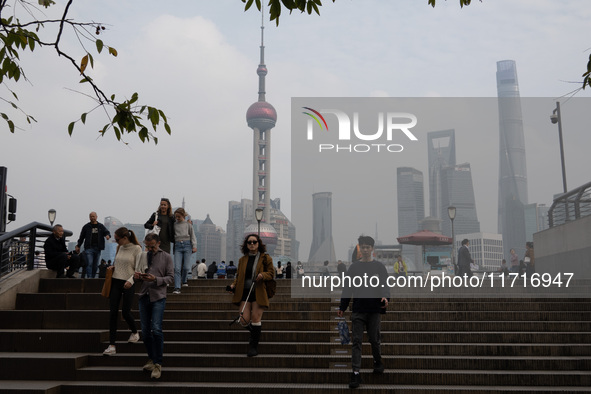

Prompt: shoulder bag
[101,268,113,298]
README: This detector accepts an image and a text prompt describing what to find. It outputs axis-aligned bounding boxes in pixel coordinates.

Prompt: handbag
[147,212,161,235]
[265,261,277,299]
[266,278,277,299]
[101,268,113,298]
[337,320,351,345]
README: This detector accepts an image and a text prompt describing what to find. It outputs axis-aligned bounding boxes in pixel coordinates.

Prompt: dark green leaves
[243,0,330,25]
[582,54,591,90]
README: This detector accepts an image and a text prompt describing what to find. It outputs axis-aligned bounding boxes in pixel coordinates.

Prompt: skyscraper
[440,163,481,237]
[427,130,456,221]
[198,214,225,263]
[397,167,425,237]
[226,199,253,263]
[496,60,528,257]
[397,167,425,266]
[308,192,336,263]
[524,203,549,242]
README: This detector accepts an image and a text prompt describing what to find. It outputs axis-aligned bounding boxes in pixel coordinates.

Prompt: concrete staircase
[0,276,590,393]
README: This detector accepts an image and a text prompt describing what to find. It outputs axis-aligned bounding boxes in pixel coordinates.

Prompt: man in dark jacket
[457,238,474,277]
[43,225,80,278]
[75,212,110,278]
[338,235,389,388]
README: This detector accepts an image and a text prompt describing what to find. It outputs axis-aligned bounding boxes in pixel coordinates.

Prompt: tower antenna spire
[257,7,267,102]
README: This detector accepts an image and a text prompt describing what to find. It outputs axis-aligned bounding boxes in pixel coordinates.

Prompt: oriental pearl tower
[244,12,278,252]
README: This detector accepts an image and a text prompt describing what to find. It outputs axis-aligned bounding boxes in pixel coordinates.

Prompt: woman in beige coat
[229,233,275,357]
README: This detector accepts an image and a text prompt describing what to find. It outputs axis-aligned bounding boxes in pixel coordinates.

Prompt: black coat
[144,213,175,243]
[457,245,473,267]
[43,235,68,261]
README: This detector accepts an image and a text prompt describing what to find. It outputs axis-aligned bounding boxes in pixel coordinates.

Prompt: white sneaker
[172,289,181,294]
[143,359,155,372]
[182,283,189,287]
[128,332,140,343]
[151,363,162,379]
[103,345,116,356]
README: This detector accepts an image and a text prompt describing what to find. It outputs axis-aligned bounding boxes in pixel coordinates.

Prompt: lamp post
[550,101,568,194]
[255,208,264,237]
[447,206,456,274]
[48,209,56,226]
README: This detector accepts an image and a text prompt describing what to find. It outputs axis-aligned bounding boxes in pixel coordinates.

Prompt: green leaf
[244,0,254,11]
[68,121,75,136]
[81,113,87,124]
[158,109,167,123]
[96,39,104,53]
[114,126,121,140]
[164,122,171,135]
[108,47,118,57]
[8,120,14,133]
[139,127,148,142]
[28,36,35,51]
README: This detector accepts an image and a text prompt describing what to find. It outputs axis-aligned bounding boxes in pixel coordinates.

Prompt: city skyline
[2,2,591,261]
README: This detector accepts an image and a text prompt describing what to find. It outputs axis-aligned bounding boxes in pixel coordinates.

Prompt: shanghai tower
[496,60,528,258]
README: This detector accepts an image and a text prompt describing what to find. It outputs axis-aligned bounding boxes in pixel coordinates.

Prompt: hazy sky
[1,1,590,260]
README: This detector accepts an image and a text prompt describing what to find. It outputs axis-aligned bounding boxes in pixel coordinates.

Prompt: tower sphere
[246,101,277,130]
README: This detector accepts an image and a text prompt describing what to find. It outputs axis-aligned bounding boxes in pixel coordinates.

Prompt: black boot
[247,325,261,357]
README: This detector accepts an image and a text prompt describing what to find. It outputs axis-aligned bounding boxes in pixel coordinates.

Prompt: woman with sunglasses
[229,233,275,357]
[144,198,175,254]
[103,227,142,356]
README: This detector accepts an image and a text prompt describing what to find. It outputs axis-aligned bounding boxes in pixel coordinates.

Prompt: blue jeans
[84,247,101,278]
[174,241,192,289]
[139,295,166,365]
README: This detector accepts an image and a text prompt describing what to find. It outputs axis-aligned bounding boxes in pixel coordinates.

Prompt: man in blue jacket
[75,212,110,278]
[338,235,389,389]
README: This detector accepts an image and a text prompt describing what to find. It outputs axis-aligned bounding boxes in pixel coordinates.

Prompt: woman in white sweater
[103,227,143,356]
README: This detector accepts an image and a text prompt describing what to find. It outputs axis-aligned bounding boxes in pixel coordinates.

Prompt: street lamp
[550,101,568,194]
[48,209,56,226]
[447,206,456,274]
[255,208,264,237]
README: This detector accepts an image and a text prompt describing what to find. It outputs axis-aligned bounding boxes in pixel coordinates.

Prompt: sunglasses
[247,240,258,245]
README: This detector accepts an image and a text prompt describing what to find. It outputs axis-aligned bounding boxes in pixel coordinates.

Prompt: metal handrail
[548,181,591,227]
[0,222,73,281]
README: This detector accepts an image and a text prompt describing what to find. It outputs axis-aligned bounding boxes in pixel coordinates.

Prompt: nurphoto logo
[302,107,419,153]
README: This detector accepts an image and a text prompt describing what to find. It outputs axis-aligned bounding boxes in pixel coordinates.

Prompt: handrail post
[27,227,37,271]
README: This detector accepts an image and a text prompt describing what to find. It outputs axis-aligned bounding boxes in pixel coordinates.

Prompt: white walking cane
[229,281,256,327]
